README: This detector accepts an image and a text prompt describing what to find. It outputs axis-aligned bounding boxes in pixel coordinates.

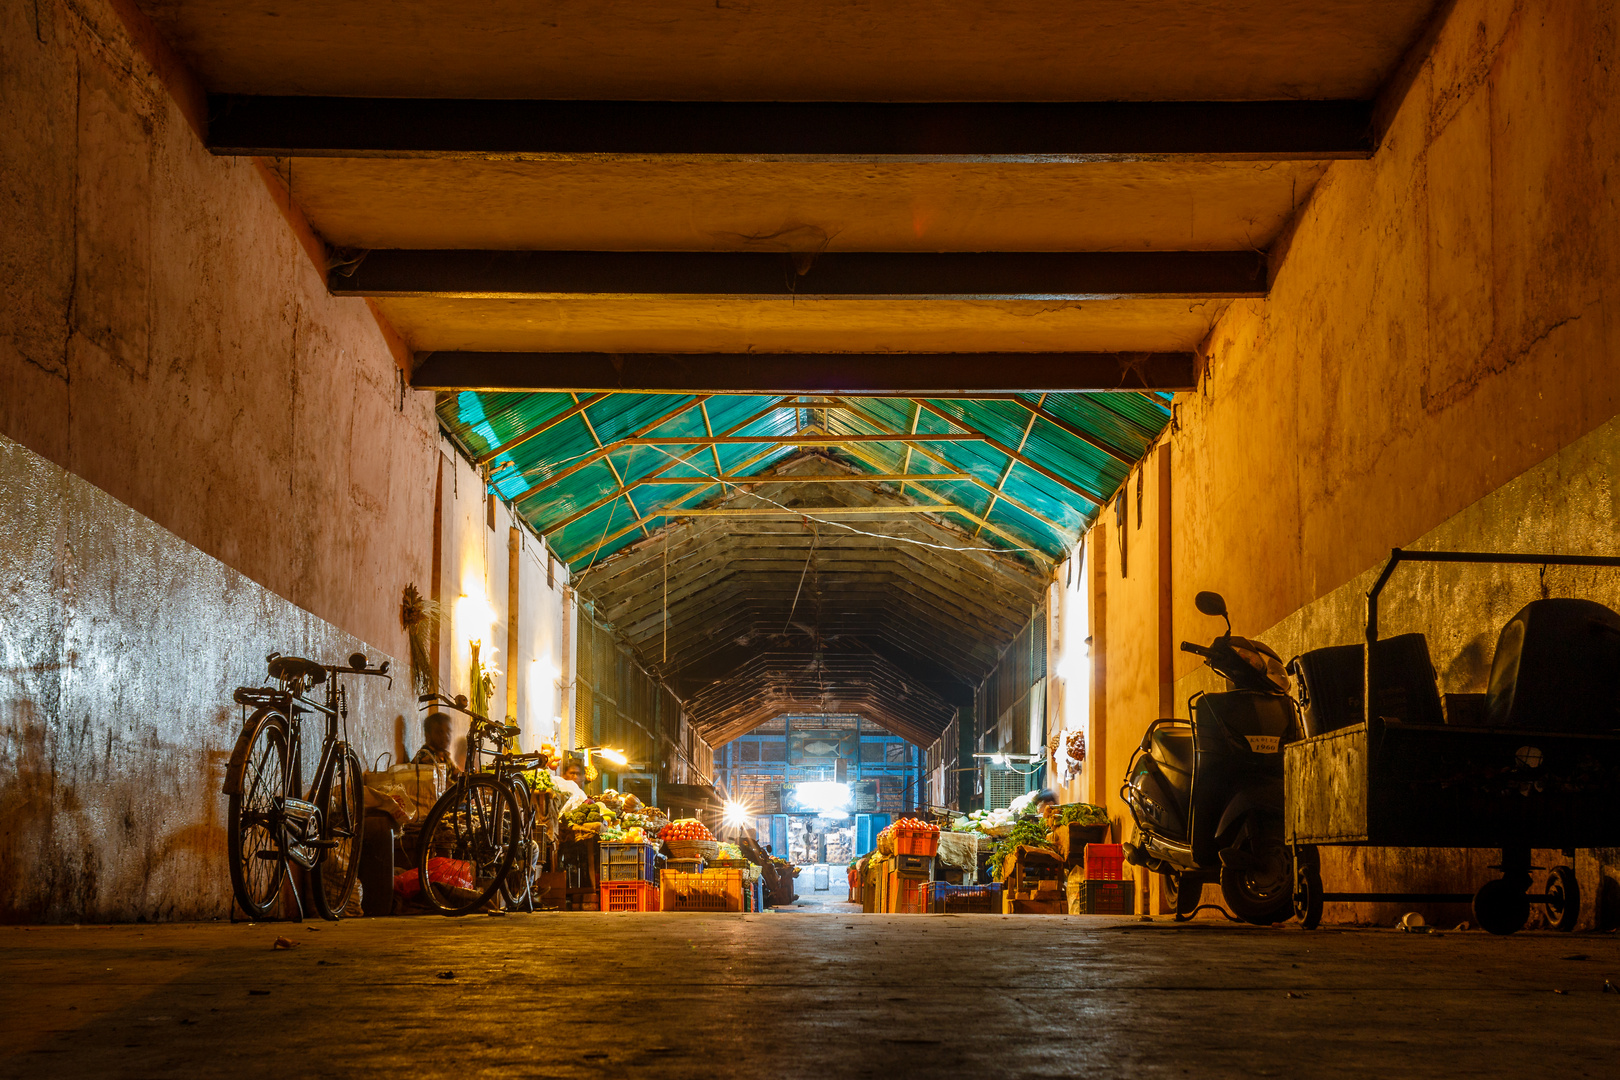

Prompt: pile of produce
[985,812,1056,874]
[892,816,940,835]
[663,818,714,842]
[952,808,1016,837]
[1053,802,1110,827]
[564,799,616,834]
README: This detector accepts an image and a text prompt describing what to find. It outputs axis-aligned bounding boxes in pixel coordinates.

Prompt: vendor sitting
[413,711,463,778]
[555,754,589,814]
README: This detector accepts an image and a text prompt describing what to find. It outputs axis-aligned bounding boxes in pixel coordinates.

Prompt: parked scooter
[1121,591,1302,924]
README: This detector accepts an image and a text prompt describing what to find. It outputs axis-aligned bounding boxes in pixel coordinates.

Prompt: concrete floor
[2,916,1617,1079]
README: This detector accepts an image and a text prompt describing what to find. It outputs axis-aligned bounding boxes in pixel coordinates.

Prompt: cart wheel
[1543,866,1580,932]
[1473,877,1530,936]
[1293,850,1323,930]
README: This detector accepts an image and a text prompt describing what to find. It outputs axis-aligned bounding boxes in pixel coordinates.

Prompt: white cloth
[555,776,588,815]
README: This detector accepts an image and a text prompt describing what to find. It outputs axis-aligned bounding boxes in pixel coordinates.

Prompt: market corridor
[3,917,1615,1078]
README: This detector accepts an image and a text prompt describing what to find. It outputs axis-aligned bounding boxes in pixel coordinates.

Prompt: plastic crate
[1084,880,1136,915]
[888,872,932,914]
[599,842,659,883]
[660,868,745,912]
[894,853,934,879]
[894,829,940,857]
[930,882,1004,914]
[600,881,660,912]
[1083,843,1125,881]
[665,857,705,875]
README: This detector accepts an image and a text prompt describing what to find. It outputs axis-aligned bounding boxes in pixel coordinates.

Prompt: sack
[393,856,474,900]
[364,763,447,822]
[362,777,413,825]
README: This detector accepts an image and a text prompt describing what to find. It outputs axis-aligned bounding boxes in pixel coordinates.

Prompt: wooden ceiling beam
[335,250,1267,300]
[207,96,1375,161]
[413,351,1199,394]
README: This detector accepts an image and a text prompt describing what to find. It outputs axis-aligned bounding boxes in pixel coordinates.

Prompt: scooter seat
[1151,725,1195,779]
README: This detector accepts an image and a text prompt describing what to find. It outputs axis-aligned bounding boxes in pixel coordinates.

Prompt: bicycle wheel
[226,711,290,920]
[499,776,537,912]
[416,774,521,915]
[310,745,365,921]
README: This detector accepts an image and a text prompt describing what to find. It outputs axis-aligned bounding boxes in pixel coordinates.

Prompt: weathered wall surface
[1120,0,1620,927]
[0,430,418,922]
[1172,0,1620,654]
[0,0,451,920]
[0,0,439,656]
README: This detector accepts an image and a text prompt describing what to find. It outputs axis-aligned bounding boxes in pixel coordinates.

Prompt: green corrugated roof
[438,389,1171,571]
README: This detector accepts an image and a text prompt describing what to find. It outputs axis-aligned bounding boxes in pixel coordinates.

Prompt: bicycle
[224,651,391,921]
[414,692,549,915]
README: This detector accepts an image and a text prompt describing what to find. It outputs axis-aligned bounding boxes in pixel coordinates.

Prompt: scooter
[1121,591,1302,924]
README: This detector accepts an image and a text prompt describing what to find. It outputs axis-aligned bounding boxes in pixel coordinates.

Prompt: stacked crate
[1080,843,1135,915]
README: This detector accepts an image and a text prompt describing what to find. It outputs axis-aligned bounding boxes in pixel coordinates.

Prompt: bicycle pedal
[305,839,341,850]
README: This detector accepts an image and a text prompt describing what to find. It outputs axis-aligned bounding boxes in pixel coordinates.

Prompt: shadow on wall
[0,431,414,923]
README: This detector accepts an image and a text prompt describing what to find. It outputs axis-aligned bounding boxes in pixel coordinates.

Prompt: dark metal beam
[207,95,1375,161]
[413,351,1199,394]
[336,250,1267,300]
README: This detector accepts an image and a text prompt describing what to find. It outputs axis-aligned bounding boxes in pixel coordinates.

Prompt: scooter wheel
[1473,877,1530,936]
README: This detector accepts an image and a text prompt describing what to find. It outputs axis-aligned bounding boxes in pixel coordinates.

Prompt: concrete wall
[2,0,440,655]
[0,430,417,922]
[0,0,586,921]
[429,446,573,767]
[1094,0,1620,927]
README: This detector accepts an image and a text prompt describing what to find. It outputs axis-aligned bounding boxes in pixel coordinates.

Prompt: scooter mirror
[1194,591,1228,618]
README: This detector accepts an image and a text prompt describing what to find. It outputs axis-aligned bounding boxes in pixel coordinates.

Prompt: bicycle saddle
[267,655,327,685]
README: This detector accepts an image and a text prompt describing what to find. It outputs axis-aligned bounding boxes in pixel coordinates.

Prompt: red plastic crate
[1084,880,1136,915]
[894,829,940,857]
[1084,843,1125,881]
[887,872,933,914]
[600,881,661,912]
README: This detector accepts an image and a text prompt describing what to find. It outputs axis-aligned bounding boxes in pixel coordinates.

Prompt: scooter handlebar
[1180,641,1211,657]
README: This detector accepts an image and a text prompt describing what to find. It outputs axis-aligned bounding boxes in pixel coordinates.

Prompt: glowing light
[594,747,627,767]
[533,658,561,686]
[456,592,497,638]
[991,753,1008,766]
[722,800,752,829]
[795,781,851,813]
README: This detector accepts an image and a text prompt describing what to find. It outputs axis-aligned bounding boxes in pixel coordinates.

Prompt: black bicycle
[414,692,546,914]
[224,652,390,921]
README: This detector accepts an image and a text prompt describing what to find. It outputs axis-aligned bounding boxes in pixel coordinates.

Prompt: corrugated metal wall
[574,605,712,783]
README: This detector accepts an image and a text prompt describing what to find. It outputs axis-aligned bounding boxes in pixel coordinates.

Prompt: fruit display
[663,818,714,842]
[893,817,940,835]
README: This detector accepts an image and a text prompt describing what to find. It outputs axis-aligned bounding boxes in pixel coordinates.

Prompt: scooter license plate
[1244,735,1280,753]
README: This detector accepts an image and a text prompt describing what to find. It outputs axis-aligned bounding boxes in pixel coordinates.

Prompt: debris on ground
[272,936,299,949]
[436,970,455,979]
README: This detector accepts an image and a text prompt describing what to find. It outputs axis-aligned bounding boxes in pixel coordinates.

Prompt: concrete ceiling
[138,0,1443,746]
[144,1,1434,100]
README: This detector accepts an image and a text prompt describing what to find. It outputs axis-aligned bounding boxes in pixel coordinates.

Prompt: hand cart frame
[1284,548,1620,934]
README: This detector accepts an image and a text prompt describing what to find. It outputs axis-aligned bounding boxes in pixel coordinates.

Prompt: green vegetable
[986,814,1054,876]
[1054,802,1110,827]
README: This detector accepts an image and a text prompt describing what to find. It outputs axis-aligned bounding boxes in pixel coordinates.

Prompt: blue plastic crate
[598,842,658,883]
[930,882,1004,914]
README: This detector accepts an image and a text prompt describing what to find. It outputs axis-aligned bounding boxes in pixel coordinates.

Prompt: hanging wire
[631,444,1053,559]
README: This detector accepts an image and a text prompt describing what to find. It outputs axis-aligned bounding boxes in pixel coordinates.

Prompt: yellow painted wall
[1098,0,1620,927]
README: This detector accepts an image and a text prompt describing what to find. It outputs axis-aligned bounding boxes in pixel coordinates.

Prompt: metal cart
[1285,549,1620,934]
